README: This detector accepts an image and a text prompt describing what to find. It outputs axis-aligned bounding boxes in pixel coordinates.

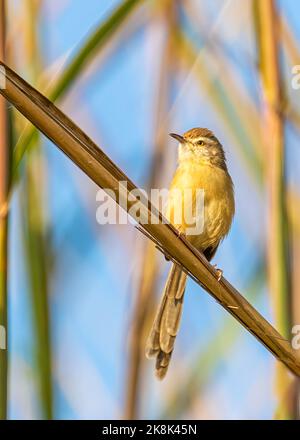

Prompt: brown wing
[203,243,219,262]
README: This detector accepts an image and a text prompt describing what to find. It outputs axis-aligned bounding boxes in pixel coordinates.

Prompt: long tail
[145,263,187,379]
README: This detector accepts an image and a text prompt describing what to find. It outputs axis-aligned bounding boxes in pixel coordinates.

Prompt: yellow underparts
[166,159,235,252]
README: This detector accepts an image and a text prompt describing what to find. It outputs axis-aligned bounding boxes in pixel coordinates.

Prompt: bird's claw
[213,265,223,281]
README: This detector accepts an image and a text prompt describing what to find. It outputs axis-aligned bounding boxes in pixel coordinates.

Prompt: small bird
[145,128,235,379]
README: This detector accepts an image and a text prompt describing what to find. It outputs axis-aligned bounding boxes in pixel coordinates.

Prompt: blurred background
[1,0,300,419]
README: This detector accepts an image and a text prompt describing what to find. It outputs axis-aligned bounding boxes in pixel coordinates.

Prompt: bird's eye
[197,140,204,146]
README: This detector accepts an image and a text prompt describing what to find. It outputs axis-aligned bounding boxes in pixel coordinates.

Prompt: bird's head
[170,127,227,170]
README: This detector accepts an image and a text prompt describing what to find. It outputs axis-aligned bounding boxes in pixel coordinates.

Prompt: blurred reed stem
[0,0,8,420]
[21,0,53,419]
[285,35,300,414]
[12,0,142,182]
[281,18,300,138]
[182,0,263,179]
[281,17,300,81]
[291,237,300,414]
[22,139,53,419]
[254,0,293,419]
[125,243,158,419]
[125,0,178,419]
[175,28,263,185]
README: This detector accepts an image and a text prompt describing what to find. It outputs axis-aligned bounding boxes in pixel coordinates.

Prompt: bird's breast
[166,161,234,251]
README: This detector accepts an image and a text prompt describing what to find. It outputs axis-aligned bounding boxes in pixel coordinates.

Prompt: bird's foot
[213,264,223,281]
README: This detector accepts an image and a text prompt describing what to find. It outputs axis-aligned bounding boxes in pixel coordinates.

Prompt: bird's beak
[169,133,185,144]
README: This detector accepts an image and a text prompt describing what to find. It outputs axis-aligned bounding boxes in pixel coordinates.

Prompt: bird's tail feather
[145,263,187,379]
